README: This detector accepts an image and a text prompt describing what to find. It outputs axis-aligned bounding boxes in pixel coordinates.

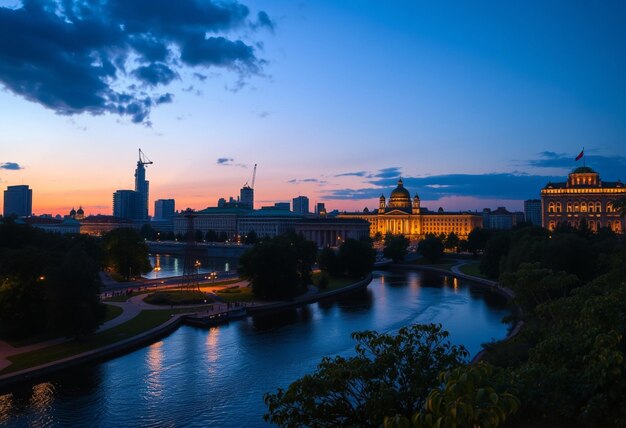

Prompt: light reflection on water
[1,270,511,427]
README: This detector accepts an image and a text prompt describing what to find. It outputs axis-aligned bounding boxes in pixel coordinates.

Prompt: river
[0,269,510,427]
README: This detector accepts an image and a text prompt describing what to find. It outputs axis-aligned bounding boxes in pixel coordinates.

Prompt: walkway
[0,281,249,372]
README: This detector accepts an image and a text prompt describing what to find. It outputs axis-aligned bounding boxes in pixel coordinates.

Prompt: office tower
[3,185,32,217]
[240,185,254,210]
[292,196,309,214]
[154,199,175,219]
[524,199,542,226]
[113,190,142,219]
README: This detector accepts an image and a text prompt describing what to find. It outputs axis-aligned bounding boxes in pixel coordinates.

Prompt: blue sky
[0,0,624,215]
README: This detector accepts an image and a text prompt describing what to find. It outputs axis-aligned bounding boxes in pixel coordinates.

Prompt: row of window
[548,219,622,232]
[547,201,616,213]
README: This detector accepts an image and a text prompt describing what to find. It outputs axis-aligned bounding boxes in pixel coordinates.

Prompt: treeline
[140,224,258,244]
[238,232,375,300]
[263,223,626,427]
[478,224,626,427]
[0,222,105,339]
[0,223,152,340]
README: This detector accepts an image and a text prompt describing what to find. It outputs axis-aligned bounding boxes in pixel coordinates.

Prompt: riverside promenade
[0,275,373,390]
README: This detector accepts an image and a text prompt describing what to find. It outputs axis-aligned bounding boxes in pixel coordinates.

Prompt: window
[556,202,562,213]
[567,202,572,213]
[549,202,555,213]
[574,202,579,213]
[596,202,602,212]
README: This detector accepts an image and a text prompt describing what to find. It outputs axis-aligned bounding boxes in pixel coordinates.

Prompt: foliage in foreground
[264,324,468,427]
[385,363,519,428]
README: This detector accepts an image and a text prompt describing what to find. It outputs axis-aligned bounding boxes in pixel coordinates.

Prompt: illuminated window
[581,202,587,213]
[549,202,555,213]
[574,202,580,213]
[567,202,572,213]
[596,202,602,212]
[556,202,562,213]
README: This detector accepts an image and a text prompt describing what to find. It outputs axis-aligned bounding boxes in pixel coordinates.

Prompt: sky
[0,0,625,216]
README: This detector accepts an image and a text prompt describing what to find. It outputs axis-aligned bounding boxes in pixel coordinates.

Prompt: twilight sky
[0,0,625,216]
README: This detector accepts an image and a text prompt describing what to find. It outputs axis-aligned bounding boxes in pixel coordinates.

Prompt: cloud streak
[216,157,247,168]
[0,0,273,124]
[0,162,23,170]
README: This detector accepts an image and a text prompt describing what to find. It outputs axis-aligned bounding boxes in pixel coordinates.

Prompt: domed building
[339,178,483,240]
[541,166,625,233]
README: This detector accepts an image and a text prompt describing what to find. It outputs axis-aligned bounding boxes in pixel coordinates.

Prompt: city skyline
[1,1,625,216]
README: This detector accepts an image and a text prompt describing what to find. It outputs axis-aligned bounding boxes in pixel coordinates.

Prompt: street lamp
[154,266,161,289]
[210,271,217,285]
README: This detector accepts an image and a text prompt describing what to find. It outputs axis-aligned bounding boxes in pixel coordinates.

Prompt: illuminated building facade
[338,179,483,240]
[541,166,625,233]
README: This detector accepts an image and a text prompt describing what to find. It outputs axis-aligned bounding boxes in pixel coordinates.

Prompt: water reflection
[2,270,511,427]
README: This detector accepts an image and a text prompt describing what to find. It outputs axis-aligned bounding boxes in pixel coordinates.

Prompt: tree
[238,233,317,300]
[404,363,519,428]
[444,232,460,252]
[195,229,204,242]
[45,244,106,338]
[418,235,444,262]
[244,230,258,245]
[383,234,410,262]
[467,227,490,255]
[102,228,152,280]
[479,232,511,279]
[318,247,341,277]
[264,324,468,427]
[140,223,157,241]
[337,238,376,278]
[205,230,218,242]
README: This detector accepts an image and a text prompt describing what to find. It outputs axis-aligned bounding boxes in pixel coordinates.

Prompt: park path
[450,260,469,275]
[0,280,251,371]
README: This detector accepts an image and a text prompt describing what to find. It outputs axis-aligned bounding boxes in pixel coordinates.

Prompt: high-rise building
[316,202,327,216]
[134,160,149,219]
[240,185,254,210]
[292,196,309,214]
[113,190,142,220]
[524,199,542,225]
[3,185,32,217]
[154,199,175,219]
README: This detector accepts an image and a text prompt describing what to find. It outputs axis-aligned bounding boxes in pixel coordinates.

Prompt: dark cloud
[0,162,23,170]
[253,11,275,32]
[288,178,328,185]
[334,171,368,177]
[132,63,179,87]
[325,172,565,201]
[373,167,402,178]
[526,151,626,180]
[217,157,246,167]
[0,0,273,124]
[155,93,173,104]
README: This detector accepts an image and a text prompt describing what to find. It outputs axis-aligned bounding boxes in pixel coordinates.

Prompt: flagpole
[583,147,585,167]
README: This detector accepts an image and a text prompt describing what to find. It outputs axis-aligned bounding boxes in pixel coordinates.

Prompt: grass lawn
[312,272,358,291]
[215,285,255,303]
[144,290,213,305]
[410,258,457,270]
[458,262,488,278]
[199,278,241,288]
[5,304,125,348]
[1,310,173,375]
[103,304,124,322]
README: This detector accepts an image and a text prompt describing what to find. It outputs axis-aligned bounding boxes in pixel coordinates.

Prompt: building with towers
[541,166,625,233]
[338,178,482,240]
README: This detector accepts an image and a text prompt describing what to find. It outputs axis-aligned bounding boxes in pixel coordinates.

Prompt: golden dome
[388,178,411,209]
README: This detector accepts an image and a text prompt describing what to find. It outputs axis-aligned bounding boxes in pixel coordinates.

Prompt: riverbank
[0,275,373,391]
[388,258,522,363]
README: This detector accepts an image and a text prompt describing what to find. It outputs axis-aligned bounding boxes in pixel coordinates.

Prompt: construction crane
[244,163,258,189]
[138,148,153,167]
[251,163,257,189]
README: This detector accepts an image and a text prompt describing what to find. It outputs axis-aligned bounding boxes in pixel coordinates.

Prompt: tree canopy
[102,228,152,280]
[383,234,410,262]
[265,324,468,427]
